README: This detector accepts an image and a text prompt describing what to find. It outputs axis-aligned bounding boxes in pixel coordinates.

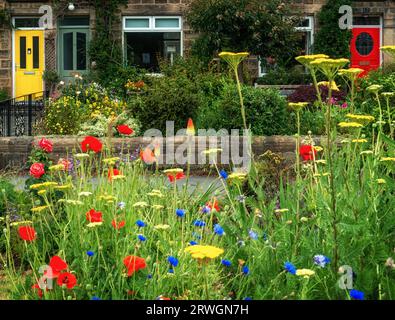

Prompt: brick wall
[0,0,11,95]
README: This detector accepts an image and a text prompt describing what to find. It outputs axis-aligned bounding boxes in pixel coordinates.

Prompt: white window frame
[258,16,314,77]
[123,16,182,32]
[122,16,183,68]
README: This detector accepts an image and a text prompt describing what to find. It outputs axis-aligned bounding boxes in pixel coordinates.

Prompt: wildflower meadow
[1,48,395,302]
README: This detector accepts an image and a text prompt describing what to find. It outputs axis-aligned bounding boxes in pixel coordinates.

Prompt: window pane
[14,18,39,28]
[155,18,179,28]
[353,16,380,26]
[59,16,90,26]
[63,32,73,70]
[20,37,26,69]
[33,36,40,69]
[125,19,150,29]
[76,32,87,70]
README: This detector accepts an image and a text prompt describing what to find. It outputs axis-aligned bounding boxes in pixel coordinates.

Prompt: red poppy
[111,219,126,230]
[123,255,147,276]
[140,147,157,165]
[57,272,77,289]
[45,255,68,279]
[32,283,43,299]
[167,172,185,183]
[38,138,53,153]
[86,209,103,223]
[18,226,36,242]
[300,145,317,161]
[206,199,220,212]
[117,125,134,135]
[108,168,121,181]
[81,136,103,153]
[30,163,45,179]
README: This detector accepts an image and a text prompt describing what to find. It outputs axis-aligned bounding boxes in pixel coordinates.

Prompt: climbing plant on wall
[88,0,128,82]
[313,0,352,58]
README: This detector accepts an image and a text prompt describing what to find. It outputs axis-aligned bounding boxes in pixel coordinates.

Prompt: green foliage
[187,0,302,65]
[88,0,128,83]
[313,0,353,58]
[256,65,312,85]
[78,112,141,137]
[0,88,9,102]
[197,82,292,136]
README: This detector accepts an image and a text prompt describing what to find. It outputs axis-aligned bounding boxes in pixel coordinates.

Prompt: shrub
[78,112,141,137]
[197,82,292,136]
[288,84,347,105]
[45,81,125,135]
[0,88,9,102]
[256,65,312,85]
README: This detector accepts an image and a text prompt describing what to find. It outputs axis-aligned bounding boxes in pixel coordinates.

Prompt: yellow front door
[15,30,44,98]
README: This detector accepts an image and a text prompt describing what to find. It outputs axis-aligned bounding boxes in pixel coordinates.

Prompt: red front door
[350,27,381,76]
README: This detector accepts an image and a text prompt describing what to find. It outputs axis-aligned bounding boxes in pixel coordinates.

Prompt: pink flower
[38,138,53,153]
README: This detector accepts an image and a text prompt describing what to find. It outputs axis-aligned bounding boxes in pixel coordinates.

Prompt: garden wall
[0,135,324,172]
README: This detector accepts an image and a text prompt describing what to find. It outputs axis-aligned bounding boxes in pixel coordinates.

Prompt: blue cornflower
[248,229,258,240]
[168,268,174,274]
[284,262,297,275]
[221,259,232,267]
[168,256,179,267]
[136,220,146,228]
[313,254,331,268]
[189,241,198,246]
[201,206,211,214]
[192,232,202,240]
[138,234,146,242]
[244,297,252,300]
[214,224,224,236]
[263,233,268,241]
[176,209,185,218]
[193,220,206,227]
[86,250,94,257]
[242,266,250,275]
[147,274,153,279]
[220,170,228,179]
[349,289,364,300]
[91,296,101,300]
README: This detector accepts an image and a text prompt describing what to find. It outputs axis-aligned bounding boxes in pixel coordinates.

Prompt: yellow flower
[296,268,315,278]
[29,182,58,190]
[228,172,247,181]
[338,122,364,128]
[310,58,349,79]
[87,222,103,228]
[315,159,326,164]
[74,153,90,159]
[152,204,164,210]
[377,179,386,185]
[37,190,47,196]
[288,102,309,112]
[133,201,149,208]
[184,245,224,260]
[274,208,289,214]
[54,184,73,190]
[360,150,374,155]
[381,92,395,98]
[366,84,383,93]
[381,45,395,58]
[31,206,49,213]
[10,220,33,227]
[352,139,368,143]
[103,157,120,165]
[218,52,249,71]
[380,157,395,162]
[153,224,170,230]
[317,81,340,91]
[111,175,126,181]
[300,217,309,222]
[58,199,84,205]
[49,164,66,171]
[339,68,364,80]
[99,195,117,201]
[314,146,323,152]
[295,54,329,67]
[202,148,223,155]
[79,191,93,197]
[346,113,375,123]
[163,168,184,175]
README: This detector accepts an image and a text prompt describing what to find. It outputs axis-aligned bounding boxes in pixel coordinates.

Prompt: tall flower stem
[326,80,338,270]
[234,67,248,131]
[374,92,383,155]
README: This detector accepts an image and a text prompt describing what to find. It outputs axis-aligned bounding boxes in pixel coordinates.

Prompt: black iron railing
[0,91,48,137]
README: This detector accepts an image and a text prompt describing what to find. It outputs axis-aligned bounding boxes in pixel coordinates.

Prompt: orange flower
[140,147,157,164]
[186,118,195,136]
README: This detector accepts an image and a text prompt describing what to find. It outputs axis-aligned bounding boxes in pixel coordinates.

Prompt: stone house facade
[0,0,394,98]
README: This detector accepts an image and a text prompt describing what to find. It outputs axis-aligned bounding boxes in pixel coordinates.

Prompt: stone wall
[0,135,324,171]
